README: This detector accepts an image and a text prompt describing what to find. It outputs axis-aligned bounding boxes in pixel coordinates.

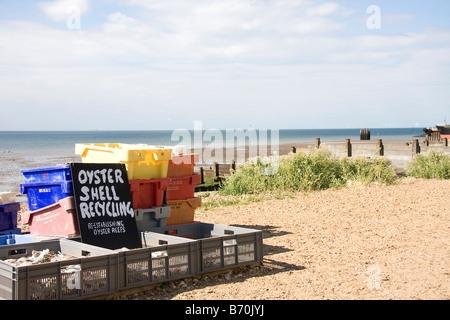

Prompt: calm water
[0,128,424,155]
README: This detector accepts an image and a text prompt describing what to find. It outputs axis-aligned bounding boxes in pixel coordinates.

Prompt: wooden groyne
[317,138,449,172]
[194,138,449,189]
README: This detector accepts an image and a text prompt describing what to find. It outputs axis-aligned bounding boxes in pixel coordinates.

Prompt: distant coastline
[0,128,425,194]
[0,128,424,152]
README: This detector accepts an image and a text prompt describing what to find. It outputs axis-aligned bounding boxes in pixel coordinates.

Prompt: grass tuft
[406,150,450,179]
[219,149,398,196]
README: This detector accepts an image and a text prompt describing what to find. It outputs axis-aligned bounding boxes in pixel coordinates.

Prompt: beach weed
[406,150,450,179]
[219,149,398,196]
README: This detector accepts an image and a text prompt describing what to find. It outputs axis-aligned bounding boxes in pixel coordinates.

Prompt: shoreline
[0,139,427,194]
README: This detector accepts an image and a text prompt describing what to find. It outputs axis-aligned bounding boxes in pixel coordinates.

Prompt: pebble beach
[103,177,449,300]
[3,140,449,300]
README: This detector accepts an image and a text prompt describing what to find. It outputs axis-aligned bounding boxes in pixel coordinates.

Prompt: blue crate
[20,164,72,184]
[0,234,59,245]
[0,234,35,245]
[0,229,22,236]
[0,203,20,231]
[20,182,73,211]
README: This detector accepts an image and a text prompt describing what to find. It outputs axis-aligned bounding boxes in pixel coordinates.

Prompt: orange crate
[166,197,202,226]
[167,154,199,177]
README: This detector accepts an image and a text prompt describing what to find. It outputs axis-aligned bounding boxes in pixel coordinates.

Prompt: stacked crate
[75,143,173,230]
[0,143,264,300]
[19,165,80,236]
[165,152,202,226]
[0,192,21,235]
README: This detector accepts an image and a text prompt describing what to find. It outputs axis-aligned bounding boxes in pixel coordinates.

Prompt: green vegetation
[198,191,295,211]
[406,150,450,179]
[197,149,449,212]
[219,149,398,196]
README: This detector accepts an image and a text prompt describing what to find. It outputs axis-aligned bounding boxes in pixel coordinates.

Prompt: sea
[0,128,424,193]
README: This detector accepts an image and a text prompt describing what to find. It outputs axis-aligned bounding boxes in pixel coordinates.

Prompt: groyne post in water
[360,129,371,140]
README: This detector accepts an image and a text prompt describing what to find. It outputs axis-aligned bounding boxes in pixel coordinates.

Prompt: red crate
[21,197,80,236]
[166,174,201,201]
[167,153,199,177]
[129,178,171,209]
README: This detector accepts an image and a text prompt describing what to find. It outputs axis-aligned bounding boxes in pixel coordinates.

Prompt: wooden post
[230,160,236,172]
[412,139,420,154]
[345,138,352,157]
[360,129,370,140]
[200,167,204,184]
[444,138,448,147]
[377,139,384,156]
[315,138,321,149]
[214,162,220,180]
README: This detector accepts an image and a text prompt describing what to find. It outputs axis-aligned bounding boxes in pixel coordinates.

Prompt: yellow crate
[75,143,172,180]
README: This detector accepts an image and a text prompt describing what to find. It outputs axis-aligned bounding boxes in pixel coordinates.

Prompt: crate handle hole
[81,250,91,256]
[8,248,27,256]
[158,240,168,245]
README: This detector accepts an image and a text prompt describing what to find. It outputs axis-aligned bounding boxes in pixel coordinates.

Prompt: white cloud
[102,12,139,33]
[306,2,340,17]
[0,1,449,129]
[39,0,89,22]
[383,13,416,25]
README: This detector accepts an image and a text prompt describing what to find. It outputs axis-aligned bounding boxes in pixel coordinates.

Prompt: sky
[0,0,449,131]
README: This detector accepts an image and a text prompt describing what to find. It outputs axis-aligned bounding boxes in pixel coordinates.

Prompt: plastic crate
[0,202,20,231]
[134,205,171,231]
[0,192,16,205]
[0,228,22,236]
[20,181,73,211]
[149,223,263,272]
[117,232,199,290]
[129,177,171,209]
[0,238,118,300]
[20,165,72,184]
[75,143,172,180]
[21,197,80,237]
[167,153,199,177]
[166,198,202,226]
[166,174,201,201]
[0,234,61,246]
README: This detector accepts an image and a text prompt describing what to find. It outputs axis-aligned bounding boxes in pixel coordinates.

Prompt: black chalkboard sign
[70,163,141,250]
